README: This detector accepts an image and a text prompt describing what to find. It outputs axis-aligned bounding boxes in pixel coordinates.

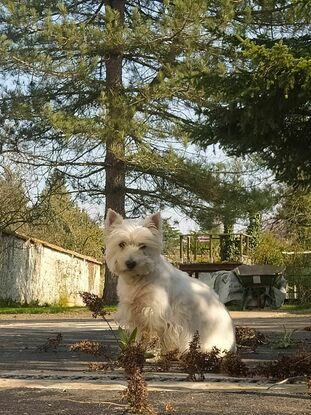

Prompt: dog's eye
[119,242,126,248]
[139,245,147,250]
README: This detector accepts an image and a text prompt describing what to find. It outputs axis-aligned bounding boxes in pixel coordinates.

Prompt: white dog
[105,209,236,354]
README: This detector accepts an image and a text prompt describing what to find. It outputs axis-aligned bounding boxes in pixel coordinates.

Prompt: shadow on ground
[0,387,310,415]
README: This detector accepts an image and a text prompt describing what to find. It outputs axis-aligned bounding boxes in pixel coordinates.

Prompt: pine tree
[193,1,311,188]
[0,0,240,302]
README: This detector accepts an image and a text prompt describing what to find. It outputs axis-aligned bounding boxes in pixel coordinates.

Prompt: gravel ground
[0,387,310,415]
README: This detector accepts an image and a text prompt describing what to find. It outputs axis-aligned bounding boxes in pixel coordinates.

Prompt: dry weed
[69,340,105,356]
[181,331,221,380]
[157,349,179,372]
[37,333,62,352]
[164,403,175,413]
[235,326,266,349]
[79,293,155,413]
[80,291,108,319]
[88,362,115,372]
[252,351,311,379]
[122,368,156,414]
[220,351,249,377]
[119,341,146,375]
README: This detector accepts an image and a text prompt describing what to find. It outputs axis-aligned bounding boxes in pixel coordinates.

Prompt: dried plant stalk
[69,340,105,356]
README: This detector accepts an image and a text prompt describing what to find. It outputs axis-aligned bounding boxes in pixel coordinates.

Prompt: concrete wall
[0,232,104,306]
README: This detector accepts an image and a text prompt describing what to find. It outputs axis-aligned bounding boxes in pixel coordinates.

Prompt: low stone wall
[0,231,104,306]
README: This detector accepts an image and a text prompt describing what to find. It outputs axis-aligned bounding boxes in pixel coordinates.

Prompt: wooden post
[246,235,250,258]
[193,235,197,262]
[179,235,184,263]
[240,234,244,262]
[209,234,213,262]
[187,235,191,263]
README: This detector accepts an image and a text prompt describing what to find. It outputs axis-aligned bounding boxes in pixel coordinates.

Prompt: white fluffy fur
[105,209,236,354]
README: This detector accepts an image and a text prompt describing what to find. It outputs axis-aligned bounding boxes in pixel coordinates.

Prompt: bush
[252,232,290,266]
[285,253,311,304]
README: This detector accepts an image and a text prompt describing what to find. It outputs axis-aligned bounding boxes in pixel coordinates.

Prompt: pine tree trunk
[103,0,125,304]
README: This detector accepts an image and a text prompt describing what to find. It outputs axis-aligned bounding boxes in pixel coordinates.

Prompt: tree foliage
[26,172,104,260]
[0,166,29,230]
[252,232,291,266]
[193,158,276,231]
[0,1,266,301]
[0,0,243,217]
[247,212,262,250]
[276,189,311,249]
[193,1,311,188]
[2,1,306,298]
[162,218,180,259]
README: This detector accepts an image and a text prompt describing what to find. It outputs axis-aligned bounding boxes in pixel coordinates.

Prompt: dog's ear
[144,212,162,232]
[105,208,123,229]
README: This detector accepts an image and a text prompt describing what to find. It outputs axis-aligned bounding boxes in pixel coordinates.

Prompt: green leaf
[128,327,138,344]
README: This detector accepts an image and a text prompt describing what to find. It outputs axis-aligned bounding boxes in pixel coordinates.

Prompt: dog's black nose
[126,260,137,270]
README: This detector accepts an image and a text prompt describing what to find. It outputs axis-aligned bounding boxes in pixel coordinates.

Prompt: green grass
[0,304,117,314]
[280,303,311,311]
[227,302,311,312]
[226,303,243,311]
[2,302,308,315]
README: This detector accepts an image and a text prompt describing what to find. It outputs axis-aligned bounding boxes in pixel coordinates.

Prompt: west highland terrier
[105,209,236,354]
